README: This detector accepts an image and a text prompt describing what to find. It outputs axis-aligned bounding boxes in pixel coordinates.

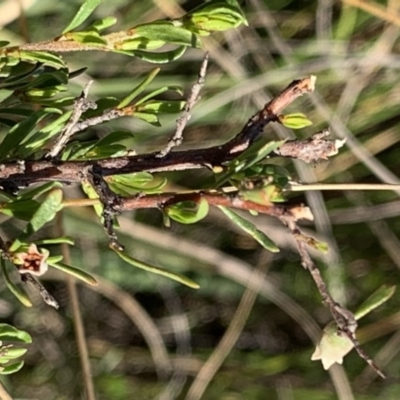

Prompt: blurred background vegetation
[1,0,400,399]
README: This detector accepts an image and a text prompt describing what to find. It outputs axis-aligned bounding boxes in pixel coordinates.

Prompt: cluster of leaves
[0,324,31,375]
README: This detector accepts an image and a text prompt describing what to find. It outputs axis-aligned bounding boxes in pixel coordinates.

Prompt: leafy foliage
[0,0,399,398]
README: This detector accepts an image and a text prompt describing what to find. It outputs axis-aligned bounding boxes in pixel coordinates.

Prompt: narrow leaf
[219,206,279,252]
[0,260,32,308]
[0,323,32,343]
[48,261,97,286]
[34,237,74,246]
[0,111,47,160]
[18,51,66,69]
[0,361,25,375]
[81,180,103,219]
[0,348,28,361]
[88,16,117,32]
[22,188,63,237]
[128,46,187,64]
[214,140,285,187]
[117,68,160,109]
[355,285,396,320]
[0,199,40,221]
[62,0,102,34]
[18,182,63,201]
[113,249,200,289]
[139,100,185,113]
[47,255,64,264]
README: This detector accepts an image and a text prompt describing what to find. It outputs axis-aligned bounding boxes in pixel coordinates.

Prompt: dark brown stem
[0,77,316,189]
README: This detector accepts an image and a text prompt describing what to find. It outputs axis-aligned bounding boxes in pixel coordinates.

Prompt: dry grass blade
[185,251,271,400]
[89,276,172,379]
[56,214,96,400]
[343,0,400,27]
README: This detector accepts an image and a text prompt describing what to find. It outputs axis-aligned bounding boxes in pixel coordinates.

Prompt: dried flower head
[13,244,49,277]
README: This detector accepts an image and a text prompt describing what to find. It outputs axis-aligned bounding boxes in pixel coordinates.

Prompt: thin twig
[56,214,97,400]
[158,284,191,400]
[88,165,123,250]
[21,274,59,309]
[286,220,386,378]
[46,81,96,159]
[157,52,209,158]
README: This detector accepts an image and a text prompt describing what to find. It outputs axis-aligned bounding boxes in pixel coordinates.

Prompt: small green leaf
[355,285,396,320]
[0,110,48,160]
[117,68,160,109]
[69,67,88,79]
[134,85,183,106]
[81,180,103,220]
[34,237,74,246]
[278,113,313,129]
[117,38,166,51]
[25,87,65,99]
[106,172,167,195]
[113,249,199,289]
[18,182,63,200]
[219,206,279,252]
[48,262,97,286]
[183,0,248,33]
[214,140,285,187]
[66,31,107,46]
[140,100,185,113]
[0,323,32,343]
[18,51,66,69]
[133,111,160,125]
[93,131,134,147]
[87,16,117,32]
[0,259,32,308]
[18,69,68,90]
[47,255,64,264]
[62,0,102,34]
[134,21,202,48]
[122,46,187,64]
[22,188,64,237]
[0,199,40,221]
[0,361,25,375]
[83,144,127,159]
[0,347,28,361]
[0,89,13,102]
[20,112,72,156]
[165,199,209,224]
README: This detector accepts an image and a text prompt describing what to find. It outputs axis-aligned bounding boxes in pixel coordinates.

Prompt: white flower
[311,321,355,370]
